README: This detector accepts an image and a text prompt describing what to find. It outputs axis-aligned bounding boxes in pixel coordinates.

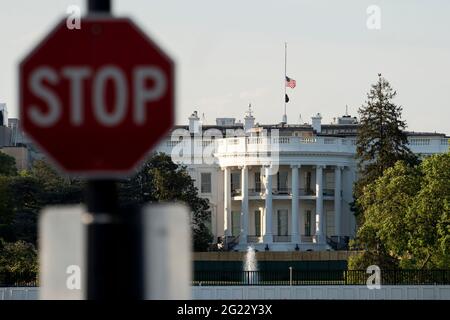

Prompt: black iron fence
[2,269,450,287]
[0,272,38,287]
[193,269,450,286]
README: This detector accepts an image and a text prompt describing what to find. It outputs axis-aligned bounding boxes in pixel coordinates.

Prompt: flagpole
[284,42,287,122]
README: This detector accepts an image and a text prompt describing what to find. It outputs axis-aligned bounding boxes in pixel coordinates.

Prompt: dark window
[231,172,241,193]
[254,172,261,192]
[255,210,261,236]
[277,171,288,192]
[305,210,311,236]
[201,172,212,193]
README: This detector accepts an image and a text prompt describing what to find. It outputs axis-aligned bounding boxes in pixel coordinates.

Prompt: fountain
[243,246,259,284]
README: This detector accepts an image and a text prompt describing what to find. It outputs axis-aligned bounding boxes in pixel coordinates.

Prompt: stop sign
[20,18,174,176]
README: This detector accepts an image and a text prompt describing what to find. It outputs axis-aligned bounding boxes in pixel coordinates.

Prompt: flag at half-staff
[285,76,296,89]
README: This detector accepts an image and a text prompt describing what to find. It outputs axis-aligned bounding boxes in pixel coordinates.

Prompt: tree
[0,239,38,283]
[119,153,213,251]
[0,176,15,240]
[407,153,450,268]
[0,153,213,256]
[0,152,17,176]
[0,161,83,245]
[349,153,450,269]
[353,74,417,220]
[1,175,42,244]
[27,160,84,205]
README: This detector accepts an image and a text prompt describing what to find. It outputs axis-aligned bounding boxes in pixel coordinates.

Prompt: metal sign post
[84,0,143,300]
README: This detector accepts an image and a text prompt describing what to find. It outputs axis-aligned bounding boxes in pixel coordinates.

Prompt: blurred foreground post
[85,180,143,299]
[39,203,190,299]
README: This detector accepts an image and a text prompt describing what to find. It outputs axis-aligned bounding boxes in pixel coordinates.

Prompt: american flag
[285,76,296,88]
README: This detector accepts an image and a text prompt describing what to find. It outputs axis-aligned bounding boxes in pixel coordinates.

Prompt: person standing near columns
[315,165,324,244]
[263,165,273,244]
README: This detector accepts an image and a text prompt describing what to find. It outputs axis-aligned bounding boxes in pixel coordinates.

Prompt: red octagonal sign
[20,18,174,177]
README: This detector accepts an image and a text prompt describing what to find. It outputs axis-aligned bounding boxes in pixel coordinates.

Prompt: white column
[315,165,324,244]
[291,165,300,243]
[224,167,232,237]
[240,166,248,245]
[263,166,273,243]
[298,166,303,242]
[334,165,342,237]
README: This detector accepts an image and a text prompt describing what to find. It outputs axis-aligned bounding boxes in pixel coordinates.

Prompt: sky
[0,0,449,134]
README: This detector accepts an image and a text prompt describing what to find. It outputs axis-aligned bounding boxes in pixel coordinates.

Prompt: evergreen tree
[353,74,417,219]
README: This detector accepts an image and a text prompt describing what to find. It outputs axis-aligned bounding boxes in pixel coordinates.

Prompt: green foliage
[349,154,450,269]
[120,153,213,251]
[0,239,38,274]
[407,153,450,268]
[0,153,214,278]
[0,152,17,176]
[0,176,15,239]
[353,74,418,220]
[27,160,84,205]
[0,160,83,245]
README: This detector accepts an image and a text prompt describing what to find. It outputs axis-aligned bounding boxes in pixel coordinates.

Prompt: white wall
[0,287,39,300]
[4,286,449,300]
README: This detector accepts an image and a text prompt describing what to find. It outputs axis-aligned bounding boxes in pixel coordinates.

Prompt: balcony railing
[231,188,336,197]
[272,187,291,195]
[299,188,315,196]
[301,235,322,243]
[231,188,241,196]
[273,235,291,242]
[248,188,263,196]
[247,235,263,243]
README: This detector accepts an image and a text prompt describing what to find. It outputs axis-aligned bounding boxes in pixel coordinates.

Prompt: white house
[154,108,448,252]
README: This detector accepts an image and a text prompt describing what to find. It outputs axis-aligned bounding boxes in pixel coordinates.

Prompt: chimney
[311,113,322,133]
[244,103,255,132]
[189,111,200,133]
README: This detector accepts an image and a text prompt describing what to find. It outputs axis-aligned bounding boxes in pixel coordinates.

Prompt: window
[305,210,311,236]
[277,209,288,236]
[231,172,241,193]
[201,172,212,193]
[254,172,261,192]
[325,172,334,189]
[277,171,288,192]
[231,211,240,237]
[255,210,261,236]
[305,171,312,193]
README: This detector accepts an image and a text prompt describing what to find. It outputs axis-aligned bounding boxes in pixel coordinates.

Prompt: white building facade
[155,110,449,252]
